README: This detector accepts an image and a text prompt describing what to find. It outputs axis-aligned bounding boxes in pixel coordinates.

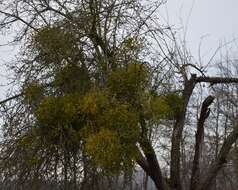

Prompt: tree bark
[138,115,168,190]
[170,75,238,190]
[170,75,197,190]
[196,125,238,190]
[137,141,168,190]
[190,96,215,190]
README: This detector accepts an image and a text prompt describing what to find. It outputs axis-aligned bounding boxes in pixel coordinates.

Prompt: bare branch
[196,76,238,84]
[0,93,23,105]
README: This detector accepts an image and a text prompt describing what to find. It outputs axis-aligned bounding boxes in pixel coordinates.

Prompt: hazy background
[0,0,237,99]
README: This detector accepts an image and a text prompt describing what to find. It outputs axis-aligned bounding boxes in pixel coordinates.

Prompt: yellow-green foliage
[82,101,140,172]
[150,96,171,121]
[101,104,140,141]
[36,96,61,126]
[81,93,98,115]
[54,64,90,94]
[164,93,183,115]
[85,128,136,173]
[120,37,144,60]
[150,93,183,121]
[123,37,142,51]
[80,91,140,136]
[85,129,122,170]
[108,63,149,102]
[24,81,44,106]
[32,26,77,64]
[8,7,195,178]
[35,94,83,145]
[80,90,108,115]
[36,95,80,126]
[23,65,182,174]
[23,30,183,174]
[19,133,35,148]
[16,128,43,168]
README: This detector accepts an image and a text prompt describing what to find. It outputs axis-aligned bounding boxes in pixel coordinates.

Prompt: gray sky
[164,0,238,59]
[0,0,238,99]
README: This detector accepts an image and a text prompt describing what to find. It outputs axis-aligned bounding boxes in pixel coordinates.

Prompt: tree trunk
[196,126,238,190]
[190,96,215,190]
[171,75,196,190]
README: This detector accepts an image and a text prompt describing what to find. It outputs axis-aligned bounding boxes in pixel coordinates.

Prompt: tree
[0,1,238,190]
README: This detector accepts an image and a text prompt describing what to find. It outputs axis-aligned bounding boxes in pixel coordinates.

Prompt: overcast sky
[164,0,238,59]
[0,0,237,99]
